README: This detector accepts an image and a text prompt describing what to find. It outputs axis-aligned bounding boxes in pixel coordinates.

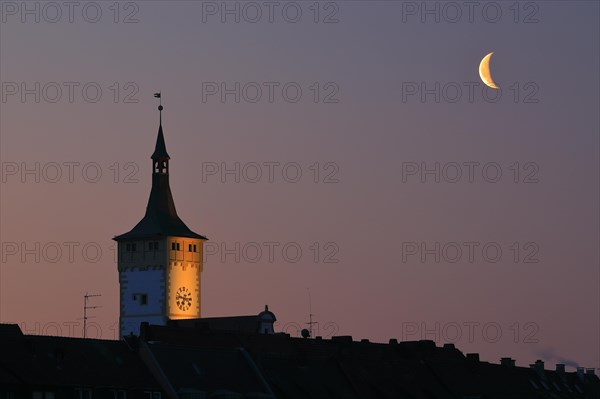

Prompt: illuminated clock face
[175,286,193,311]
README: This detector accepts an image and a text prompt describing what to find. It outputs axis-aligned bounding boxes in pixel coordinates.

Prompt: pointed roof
[151,124,170,160]
[113,174,207,240]
[113,111,206,241]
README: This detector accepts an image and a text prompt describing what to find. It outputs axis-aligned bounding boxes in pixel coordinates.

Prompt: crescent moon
[479,52,499,89]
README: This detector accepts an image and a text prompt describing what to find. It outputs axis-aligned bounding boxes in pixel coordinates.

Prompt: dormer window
[125,243,137,252]
[171,242,180,251]
[149,242,158,251]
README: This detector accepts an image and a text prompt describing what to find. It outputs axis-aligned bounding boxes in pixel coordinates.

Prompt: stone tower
[113,104,207,338]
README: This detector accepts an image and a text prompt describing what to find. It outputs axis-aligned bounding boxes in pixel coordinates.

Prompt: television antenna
[82,293,102,338]
[305,288,317,338]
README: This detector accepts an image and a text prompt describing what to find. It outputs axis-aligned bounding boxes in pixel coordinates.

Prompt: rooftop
[2,322,597,398]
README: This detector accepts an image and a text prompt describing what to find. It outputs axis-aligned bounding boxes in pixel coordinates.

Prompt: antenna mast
[83,293,102,338]
[307,288,316,338]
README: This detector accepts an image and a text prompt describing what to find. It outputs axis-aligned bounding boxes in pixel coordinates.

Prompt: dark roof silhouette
[0,324,159,389]
[172,316,264,334]
[147,343,272,395]
[1,322,599,397]
[138,322,600,398]
[114,111,206,241]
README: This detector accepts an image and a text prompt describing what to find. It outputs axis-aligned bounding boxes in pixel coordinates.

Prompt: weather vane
[154,91,162,110]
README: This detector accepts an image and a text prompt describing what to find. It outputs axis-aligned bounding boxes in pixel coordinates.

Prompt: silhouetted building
[171,305,277,335]
[1,320,598,398]
[4,105,596,397]
[113,105,207,338]
[0,324,161,398]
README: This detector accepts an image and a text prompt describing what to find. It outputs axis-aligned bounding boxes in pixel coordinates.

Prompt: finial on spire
[151,91,170,162]
[154,92,163,123]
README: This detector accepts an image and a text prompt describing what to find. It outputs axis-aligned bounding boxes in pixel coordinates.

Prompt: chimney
[577,367,585,380]
[586,368,596,376]
[466,353,480,364]
[501,357,515,367]
[534,360,544,372]
[443,343,455,350]
[555,364,565,375]
[389,338,398,345]
[529,360,545,378]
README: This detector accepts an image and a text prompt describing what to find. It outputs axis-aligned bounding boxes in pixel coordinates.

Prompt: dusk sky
[1,1,598,370]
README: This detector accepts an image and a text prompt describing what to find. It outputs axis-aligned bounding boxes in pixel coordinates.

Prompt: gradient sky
[1,1,598,370]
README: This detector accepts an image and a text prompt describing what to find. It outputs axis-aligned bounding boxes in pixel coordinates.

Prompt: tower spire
[113,97,206,242]
[152,93,169,172]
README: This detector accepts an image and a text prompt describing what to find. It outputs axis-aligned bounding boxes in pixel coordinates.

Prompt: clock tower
[113,103,207,338]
